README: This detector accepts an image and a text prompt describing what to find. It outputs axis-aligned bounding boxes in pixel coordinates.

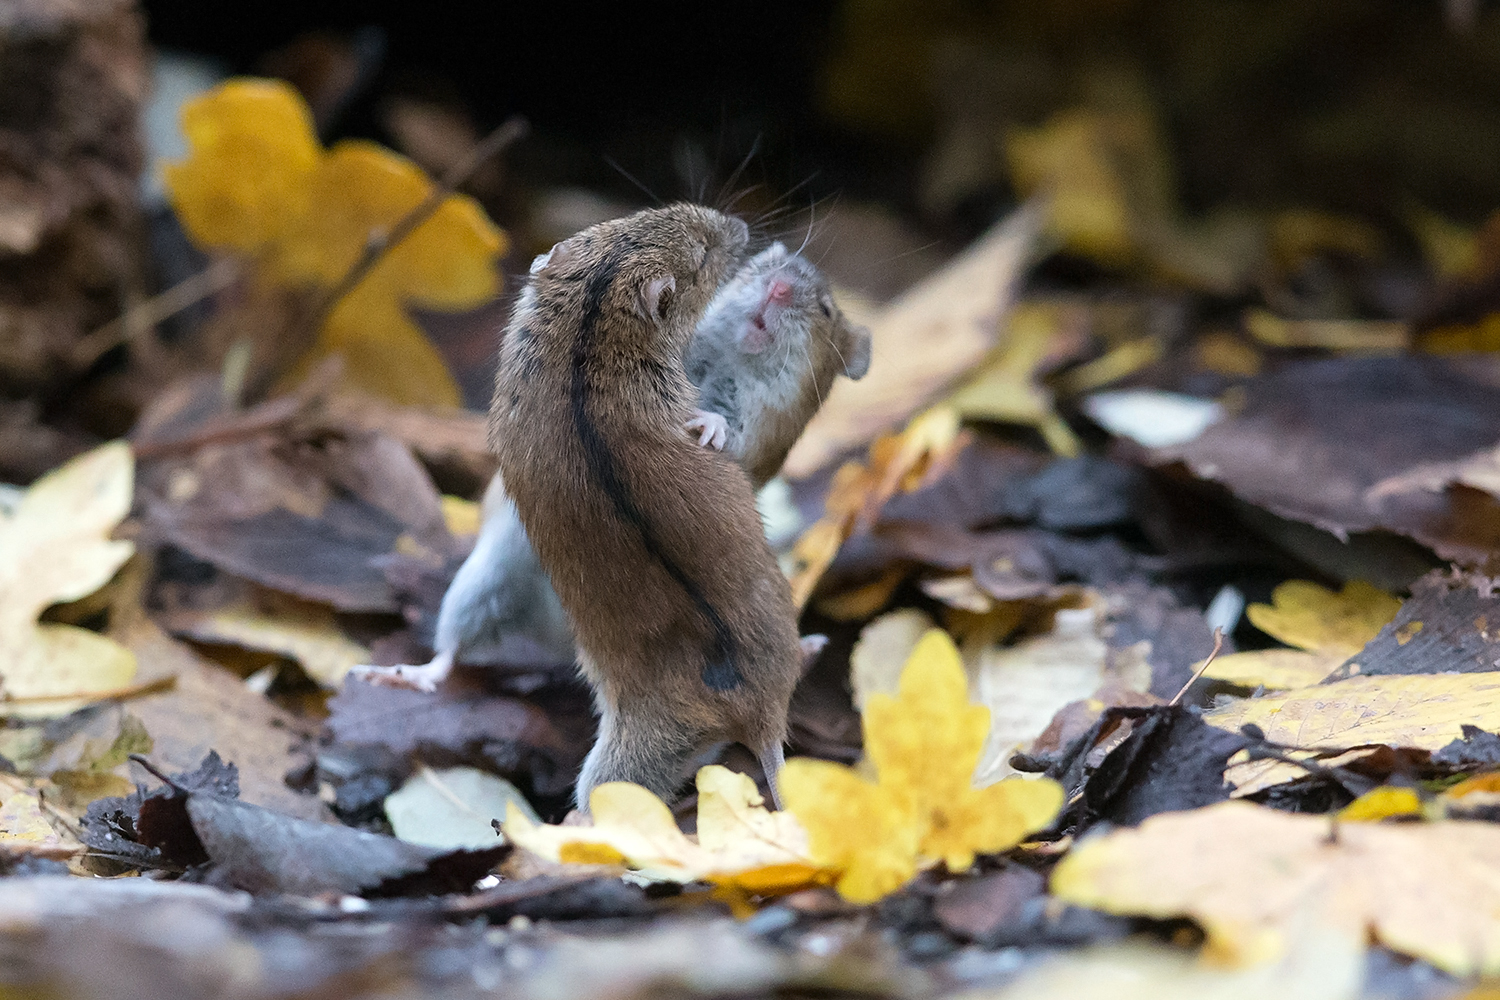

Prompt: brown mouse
[490,203,804,810]
[349,243,869,695]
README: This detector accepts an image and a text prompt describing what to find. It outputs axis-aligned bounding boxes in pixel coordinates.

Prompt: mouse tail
[758,741,787,810]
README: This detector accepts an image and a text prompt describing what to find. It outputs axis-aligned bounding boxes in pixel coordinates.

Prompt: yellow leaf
[783,205,1040,478]
[783,629,1063,901]
[163,78,320,254]
[1052,800,1500,975]
[1201,649,1346,691]
[441,495,480,536]
[163,79,507,409]
[0,789,81,859]
[1339,786,1423,822]
[1246,579,1401,656]
[170,602,370,687]
[945,304,1082,456]
[0,442,137,717]
[1207,673,1500,795]
[503,766,824,888]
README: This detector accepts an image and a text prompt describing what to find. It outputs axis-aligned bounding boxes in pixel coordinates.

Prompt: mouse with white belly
[349,241,870,694]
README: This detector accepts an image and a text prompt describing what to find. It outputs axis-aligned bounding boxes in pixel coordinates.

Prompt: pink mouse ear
[637,274,677,321]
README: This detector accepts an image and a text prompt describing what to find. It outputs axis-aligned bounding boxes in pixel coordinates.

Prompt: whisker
[603,155,661,205]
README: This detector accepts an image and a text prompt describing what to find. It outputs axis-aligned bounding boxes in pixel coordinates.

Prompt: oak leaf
[0,442,136,717]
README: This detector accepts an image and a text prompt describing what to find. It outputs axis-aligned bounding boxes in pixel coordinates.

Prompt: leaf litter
[19,13,1500,997]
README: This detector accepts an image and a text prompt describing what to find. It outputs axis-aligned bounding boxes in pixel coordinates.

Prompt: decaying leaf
[1325,569,1500,682]
[0,778,82,860]
[782,630,1064,903]
[164,78,507,407]
[1052,800,1500,974]
[0,442,137,717]
[1204,579,1400,690]
[1208,673,1500,795]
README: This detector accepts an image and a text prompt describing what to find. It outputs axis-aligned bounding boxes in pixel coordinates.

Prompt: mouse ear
[637,274,677,322]
[841,324,872,380]
[531,240,575,276]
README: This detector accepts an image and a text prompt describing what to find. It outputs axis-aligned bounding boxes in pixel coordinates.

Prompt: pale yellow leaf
[1052,800,1500,975]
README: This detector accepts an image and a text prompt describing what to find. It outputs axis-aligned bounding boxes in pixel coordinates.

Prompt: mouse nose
[767,279,793,304]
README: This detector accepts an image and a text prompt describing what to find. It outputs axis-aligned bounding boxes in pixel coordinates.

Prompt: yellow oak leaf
[164,79,507,409]
[503,765,824,889]
[1202,580,1401,691]
[782,629,1064,903]
[1247,580,1400,656]
[1052,800,1500,975]
[0,442,137,718]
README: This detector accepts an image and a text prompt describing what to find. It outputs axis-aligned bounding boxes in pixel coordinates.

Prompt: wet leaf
[1052,800,1500,975]
[0,442,136,717]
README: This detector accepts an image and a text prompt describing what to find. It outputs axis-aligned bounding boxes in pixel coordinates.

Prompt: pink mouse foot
[346,650,455,694]
[684,409,730,450]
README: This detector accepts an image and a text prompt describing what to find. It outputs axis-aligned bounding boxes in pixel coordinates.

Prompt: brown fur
[489,205,803,809]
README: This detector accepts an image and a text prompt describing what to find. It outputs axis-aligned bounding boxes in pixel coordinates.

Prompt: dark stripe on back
[570,250,744,691]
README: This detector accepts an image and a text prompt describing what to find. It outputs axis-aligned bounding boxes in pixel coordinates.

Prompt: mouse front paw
[685,409,730,451]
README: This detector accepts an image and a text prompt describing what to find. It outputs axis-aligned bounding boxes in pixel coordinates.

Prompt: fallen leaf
[979,928,1364,1000]
[1204,579,1401,690]
[1052,800,1500,974]
[164,78,507,407]
[1151,355,1500,568]
[783,204,1041,478]
[0,783,81,860]
[1246,580,1401,656]
[1338,786,1423,821]
[504,765,819,887]
[0,442,136,717]
[782,630,1064,903]
[1326,570,1500,682]
[168,601,370,687]
[944,302,1085,455]
[1243,310,1409,352]
[1207,673,1500,795]
[385,766,533,851]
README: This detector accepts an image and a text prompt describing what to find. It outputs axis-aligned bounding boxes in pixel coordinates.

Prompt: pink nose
[767,279,793,304]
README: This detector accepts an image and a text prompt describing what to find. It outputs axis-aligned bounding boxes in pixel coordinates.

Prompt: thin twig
[72,257,242,368]
[1169,627,1225,707]
[299,115,529,340]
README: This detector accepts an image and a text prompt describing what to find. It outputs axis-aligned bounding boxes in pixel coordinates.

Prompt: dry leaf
[0,782,82,860]
[782,204,1041,478]
[169,602,370,687]
[0,442,136,717]
[1052,800,1500,975]
[504,765,819,887]
[164,78,507,407]
[1207,673,1500,795]
[786,407,965,608]
[782,630,1064,903]
[944,303,1083,456]
[1203,580,1400,691]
